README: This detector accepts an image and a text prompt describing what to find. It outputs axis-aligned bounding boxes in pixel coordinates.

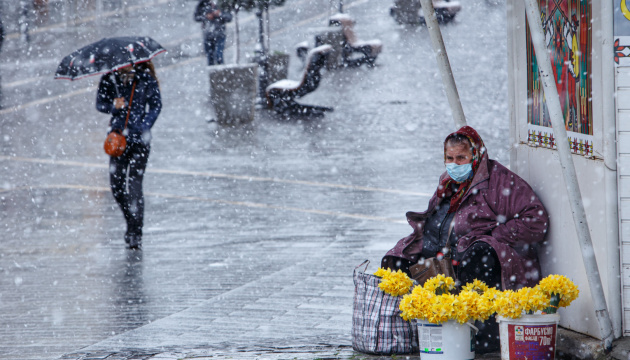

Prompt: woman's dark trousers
[204,32,226,65]
[109,140,150,247]
[457,241,502,354]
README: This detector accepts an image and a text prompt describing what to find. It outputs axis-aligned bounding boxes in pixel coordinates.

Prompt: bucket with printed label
[498,313,560,360]
[417,320,476,360]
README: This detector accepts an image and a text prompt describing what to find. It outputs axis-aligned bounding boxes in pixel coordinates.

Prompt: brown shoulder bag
[104,80,137,157]
[409,257,456,285]
[408,221,457,285]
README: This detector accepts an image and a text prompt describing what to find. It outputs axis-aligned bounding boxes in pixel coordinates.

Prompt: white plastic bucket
[417,320,476,360]
[498,314,560,360]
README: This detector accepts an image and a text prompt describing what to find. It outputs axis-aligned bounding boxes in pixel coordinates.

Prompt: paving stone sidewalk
[55,233,507,360]
[57,235,370,359]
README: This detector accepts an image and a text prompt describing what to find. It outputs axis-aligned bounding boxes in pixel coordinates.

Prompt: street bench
[391,0,461,25]
[296,26,344,69]
[329,13,382,67]
[420,0,461,24]
[266,44,334,116]
[296,41,310,63]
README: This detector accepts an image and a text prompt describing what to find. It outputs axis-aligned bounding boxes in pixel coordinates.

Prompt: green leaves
[543,293,560,314]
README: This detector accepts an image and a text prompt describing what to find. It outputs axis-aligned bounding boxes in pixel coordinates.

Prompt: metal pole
[265,7,270,54]
[255,8,268,103]
[234,10,240,64]
[601,0,622,339]
[523,0,614,349]
[339,0,343,13]
[418,0,466,129]
[110,73,120,98]
[256,8,266,56]
[18,0,30,43]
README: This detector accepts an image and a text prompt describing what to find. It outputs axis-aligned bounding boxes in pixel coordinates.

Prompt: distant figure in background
[96,61,162,250]
[0,16,4,52]
[194,0,233,66]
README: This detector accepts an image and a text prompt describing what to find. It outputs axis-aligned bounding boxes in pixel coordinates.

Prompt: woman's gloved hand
[114,97,126,109]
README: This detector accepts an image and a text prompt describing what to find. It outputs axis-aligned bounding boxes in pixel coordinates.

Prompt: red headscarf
[436,126,486,213]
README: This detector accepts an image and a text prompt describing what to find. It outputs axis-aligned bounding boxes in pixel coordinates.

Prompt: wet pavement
[0,0,511,359]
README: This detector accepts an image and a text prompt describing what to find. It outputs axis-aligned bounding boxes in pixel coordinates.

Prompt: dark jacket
[96,71,162,143]
[194,0,233,36]
[384,129,549,290]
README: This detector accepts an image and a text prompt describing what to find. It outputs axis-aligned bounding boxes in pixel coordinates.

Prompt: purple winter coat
[383,152,549,290]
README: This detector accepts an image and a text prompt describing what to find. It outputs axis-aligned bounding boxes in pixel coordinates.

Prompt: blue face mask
[445,163,473,183]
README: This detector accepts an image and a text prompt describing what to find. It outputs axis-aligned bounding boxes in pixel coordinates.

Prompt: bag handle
[466,322,479,333]
[122,79,138,131]
[112,78,138,134]
[354,260,369,273]
[353,260,370,287]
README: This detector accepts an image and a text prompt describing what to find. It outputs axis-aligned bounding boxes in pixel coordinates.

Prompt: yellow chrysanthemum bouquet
[374,267,414,297]
[539,274,580,312]
[374,267,579,322]
[398,275,498,324]
[493,274,579,319]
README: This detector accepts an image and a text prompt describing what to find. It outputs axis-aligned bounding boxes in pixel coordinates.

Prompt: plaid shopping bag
[352,260,418,355]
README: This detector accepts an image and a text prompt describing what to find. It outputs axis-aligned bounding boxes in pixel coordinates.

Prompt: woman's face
[445,143,473,165]
[117,66,136,84]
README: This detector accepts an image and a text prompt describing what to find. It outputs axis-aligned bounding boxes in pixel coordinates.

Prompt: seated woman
[382,126,549,353]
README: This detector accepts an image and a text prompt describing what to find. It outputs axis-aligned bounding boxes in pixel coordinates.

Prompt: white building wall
[507,0,621,339]
[617,69,630,335]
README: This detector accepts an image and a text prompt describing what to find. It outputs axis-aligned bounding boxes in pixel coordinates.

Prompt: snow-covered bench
[295,26,344,69]
[296,40,310,63]
[390,0,461,25]
[266,45,334,116]
[420,0,461,24]
[329,13,382,67]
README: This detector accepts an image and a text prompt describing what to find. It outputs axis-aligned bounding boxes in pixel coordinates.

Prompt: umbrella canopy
[54,36,166,80]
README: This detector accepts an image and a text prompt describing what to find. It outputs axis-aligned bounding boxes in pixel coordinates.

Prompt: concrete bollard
[208,63,258,125]
[391,0,422,25]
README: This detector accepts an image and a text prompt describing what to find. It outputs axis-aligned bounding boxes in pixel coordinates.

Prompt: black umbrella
[54,36,166,81]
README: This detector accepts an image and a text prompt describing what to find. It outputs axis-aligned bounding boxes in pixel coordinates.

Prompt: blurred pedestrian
[194,0,232,66]
[96,61,162,249]
[0,16,4,52]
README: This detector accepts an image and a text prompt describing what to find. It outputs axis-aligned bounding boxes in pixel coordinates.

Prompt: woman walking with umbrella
[56,36,166,250]
[96,61,161,249]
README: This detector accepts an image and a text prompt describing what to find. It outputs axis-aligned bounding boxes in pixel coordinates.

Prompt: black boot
[127,234,142,250]
[475,315,501,354]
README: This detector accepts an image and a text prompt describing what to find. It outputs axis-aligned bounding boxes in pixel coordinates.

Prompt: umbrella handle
[109,73,120,98]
